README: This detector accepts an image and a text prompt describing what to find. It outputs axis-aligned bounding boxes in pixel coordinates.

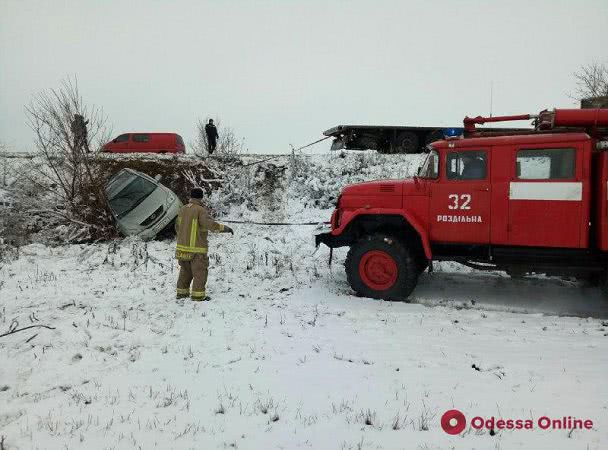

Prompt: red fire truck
[316,108,608,300]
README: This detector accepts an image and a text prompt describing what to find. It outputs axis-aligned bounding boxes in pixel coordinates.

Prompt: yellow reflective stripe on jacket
[176,244,208,254]
[219,223,224,232]
[175,217,207,254]
[190,218,198,247]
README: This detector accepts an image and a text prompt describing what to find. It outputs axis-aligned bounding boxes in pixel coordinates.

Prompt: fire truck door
[430,149,491,243]
[508,146,582,247]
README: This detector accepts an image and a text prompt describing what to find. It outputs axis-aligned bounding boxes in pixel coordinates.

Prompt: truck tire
[393,132,419,154]
[358,136,379,150]
[345,234,419,301]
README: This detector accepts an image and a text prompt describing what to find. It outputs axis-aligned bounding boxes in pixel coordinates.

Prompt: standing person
[205,119,219,155]
[175,187,234,301]
[70,114,90,153]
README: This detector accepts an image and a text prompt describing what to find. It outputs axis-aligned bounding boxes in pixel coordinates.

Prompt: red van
[102,133,186,154]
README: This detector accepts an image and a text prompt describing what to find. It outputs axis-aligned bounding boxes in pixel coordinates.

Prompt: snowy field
[1,151,608,449]
[1,223,608,450]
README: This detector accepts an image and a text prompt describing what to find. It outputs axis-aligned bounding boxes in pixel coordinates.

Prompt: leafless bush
[289,148,311,179]
[0,153,35,249]
[0,204,29,246]
[0,242,17,267]
[572,62,608,100]
[257,397,274,414]
[192,117,244,160]
[417,401,436,431]
[391,412,409,430]
[24,77,116,242]
[0,142,10,188]
[363,409,376,426]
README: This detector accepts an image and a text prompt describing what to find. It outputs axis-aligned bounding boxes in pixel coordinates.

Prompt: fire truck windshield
[418,148,439,179]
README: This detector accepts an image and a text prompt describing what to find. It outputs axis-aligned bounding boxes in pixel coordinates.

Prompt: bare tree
[572,62,608,100]
[192,117,244,159]
[24,77,116,242]
[0,142,8,188]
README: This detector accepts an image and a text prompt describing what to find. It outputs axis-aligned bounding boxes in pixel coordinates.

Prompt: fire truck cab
[316,108,608,300]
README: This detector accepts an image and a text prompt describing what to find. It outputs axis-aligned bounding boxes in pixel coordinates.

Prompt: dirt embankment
[93,155,231,202]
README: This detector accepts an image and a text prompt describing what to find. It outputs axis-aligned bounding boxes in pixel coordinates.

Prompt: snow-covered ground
[1,151,607,449]
[1,223,607,449]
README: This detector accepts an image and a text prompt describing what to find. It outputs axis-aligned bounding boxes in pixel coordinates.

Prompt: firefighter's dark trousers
[176,254,209,300]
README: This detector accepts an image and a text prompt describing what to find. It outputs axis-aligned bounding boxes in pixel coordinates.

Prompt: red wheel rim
[358,250,398,291]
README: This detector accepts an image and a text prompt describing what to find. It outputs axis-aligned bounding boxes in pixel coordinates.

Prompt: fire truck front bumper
[315,232,333,248]
[315,231,350,249]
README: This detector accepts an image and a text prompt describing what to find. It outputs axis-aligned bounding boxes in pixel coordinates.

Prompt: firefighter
[205,119,219,155]
[175,187,233,301]
[70,114,90,153]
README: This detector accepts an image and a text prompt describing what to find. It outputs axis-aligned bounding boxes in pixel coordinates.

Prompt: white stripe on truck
[509,182,582,201]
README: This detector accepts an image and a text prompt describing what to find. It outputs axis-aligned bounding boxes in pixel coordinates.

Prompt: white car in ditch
[105,168,182,240]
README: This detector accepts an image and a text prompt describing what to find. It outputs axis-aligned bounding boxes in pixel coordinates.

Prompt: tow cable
[242,136,332,167]
[220,219,330,226]
[218,219,333,264]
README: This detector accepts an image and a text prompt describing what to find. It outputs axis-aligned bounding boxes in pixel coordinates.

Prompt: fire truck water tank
[553,109,608,128]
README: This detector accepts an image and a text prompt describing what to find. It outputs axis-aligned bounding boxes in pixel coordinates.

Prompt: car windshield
[418,148,439,178]
[107,173,157,218]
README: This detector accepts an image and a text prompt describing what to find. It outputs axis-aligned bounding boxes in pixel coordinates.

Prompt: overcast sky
[1,0,607,154]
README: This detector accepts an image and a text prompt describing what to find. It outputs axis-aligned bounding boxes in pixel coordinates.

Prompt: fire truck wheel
[346,234,419,301]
